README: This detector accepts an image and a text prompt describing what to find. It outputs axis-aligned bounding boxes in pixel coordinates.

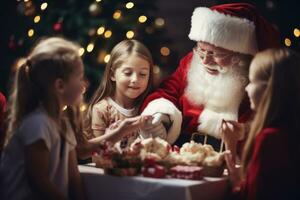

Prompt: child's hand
[221,120,245,147]
[107,115,152,138]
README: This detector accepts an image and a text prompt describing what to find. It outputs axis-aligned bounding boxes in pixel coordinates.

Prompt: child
[84,39,154,150]
[223,48,300,199]
[0,37,86,200]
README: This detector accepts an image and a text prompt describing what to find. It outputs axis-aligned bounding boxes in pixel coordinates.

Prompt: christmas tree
[1,0,178,98]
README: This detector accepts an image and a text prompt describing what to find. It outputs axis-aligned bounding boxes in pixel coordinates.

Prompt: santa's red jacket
[141,52,252,144]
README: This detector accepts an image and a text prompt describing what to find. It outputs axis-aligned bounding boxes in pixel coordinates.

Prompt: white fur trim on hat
[188,7,258,55]
[141,98,182,144]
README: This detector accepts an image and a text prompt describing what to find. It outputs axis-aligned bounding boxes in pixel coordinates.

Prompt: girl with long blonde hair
[224,48,300,199]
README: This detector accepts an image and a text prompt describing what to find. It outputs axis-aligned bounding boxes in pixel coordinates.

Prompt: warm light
[97,26,105,35]
[80,104,87,112]
[294,28,300,37]
[126,31,134,39]
[96,0,101,2]
[160,47,170,56]
[113,10,122,20]
[28,29,34,37]
[87,43,95,52]
[138,15,147,23]
[153,65,160,74]
[63,105,68,111]
[79,48,85,56]
[126,2,134,9]
[24,0,29,2]
[155,18,165,27]
[104,54,111,63]
[41,2,48,10]
[284,38,291,47]
[34,15,40,23]
[104,30,112,38]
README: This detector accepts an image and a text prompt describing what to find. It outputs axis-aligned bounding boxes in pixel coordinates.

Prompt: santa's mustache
[203,64,229,74]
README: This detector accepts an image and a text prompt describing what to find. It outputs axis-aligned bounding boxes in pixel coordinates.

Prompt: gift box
[170,165,203,180]
[142,164,166,178]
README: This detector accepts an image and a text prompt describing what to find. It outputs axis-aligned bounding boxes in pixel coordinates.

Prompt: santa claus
[140,3,280,146]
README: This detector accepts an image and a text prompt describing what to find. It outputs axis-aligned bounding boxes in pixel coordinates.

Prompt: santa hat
[188,3,280,55]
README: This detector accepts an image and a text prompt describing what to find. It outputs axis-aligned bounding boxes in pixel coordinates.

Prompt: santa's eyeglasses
[193,46,233,61]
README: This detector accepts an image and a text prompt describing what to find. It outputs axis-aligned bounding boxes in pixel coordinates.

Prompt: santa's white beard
[185,53,248,138]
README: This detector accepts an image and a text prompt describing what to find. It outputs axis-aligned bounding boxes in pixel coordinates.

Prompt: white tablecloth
[79,165,229,200]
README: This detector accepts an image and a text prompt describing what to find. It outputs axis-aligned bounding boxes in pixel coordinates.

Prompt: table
[79,165,229,200]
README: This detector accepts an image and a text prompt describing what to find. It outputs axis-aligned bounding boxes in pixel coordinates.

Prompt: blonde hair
[5,37,82,146]
[242,48,300,175]
[84,39,154,138]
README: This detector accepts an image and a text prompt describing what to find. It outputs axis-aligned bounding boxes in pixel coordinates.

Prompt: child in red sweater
[223,48,300,200]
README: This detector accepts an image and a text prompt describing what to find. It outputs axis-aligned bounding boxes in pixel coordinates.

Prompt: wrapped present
[170,165,203,180]
[142,158,166,178]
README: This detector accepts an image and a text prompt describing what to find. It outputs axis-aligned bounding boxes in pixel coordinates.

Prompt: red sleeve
[140,52,193,111]
[240,128,291,200]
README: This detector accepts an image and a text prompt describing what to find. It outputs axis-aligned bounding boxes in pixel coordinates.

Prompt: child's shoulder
[93,98,111,111]
[20,107,53,130]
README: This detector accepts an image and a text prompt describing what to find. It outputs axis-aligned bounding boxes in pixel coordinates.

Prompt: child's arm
[68,149,86,200]
[76,141,102,160]
[25,140,67,200]
[221,120,245,162]
[89,116,150,144]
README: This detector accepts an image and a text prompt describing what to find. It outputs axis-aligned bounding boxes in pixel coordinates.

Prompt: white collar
[107,97,137,117]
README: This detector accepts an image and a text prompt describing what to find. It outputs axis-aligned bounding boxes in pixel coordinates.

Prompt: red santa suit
[141,52,252,144]
[140,3,280,144]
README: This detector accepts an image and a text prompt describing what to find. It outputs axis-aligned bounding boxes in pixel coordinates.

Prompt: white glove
[139,113,171,140]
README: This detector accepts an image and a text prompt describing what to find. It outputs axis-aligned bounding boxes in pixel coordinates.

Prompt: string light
[34,15,41,23]
[126,2,134,9]
[28,29,34,37]
[63,105,68,111]
[153,65,160,74]
[104,30,112,38]
[87,43,95,52]
[294,28,300,37]
[126,31,134,39]
[79,47,85,56]
[41,2,48,10]
[97,26,105,35]
[138,15,147,23]
[113,10,122,20]
[80,104,87,112]
[284,38,291,47]
[104,54,111,63]
[155,18,165,27]
[160,47,170,56]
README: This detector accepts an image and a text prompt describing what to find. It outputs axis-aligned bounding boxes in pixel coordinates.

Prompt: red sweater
[238,127,299,200]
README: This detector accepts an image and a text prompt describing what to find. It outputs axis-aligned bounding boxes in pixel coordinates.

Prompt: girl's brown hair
[84,39,154,138]
[5,37,82,146]
[242,48,300,175]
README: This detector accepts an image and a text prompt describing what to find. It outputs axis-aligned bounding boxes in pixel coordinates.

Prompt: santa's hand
[151,113,171,126]
[139,113,170,139]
